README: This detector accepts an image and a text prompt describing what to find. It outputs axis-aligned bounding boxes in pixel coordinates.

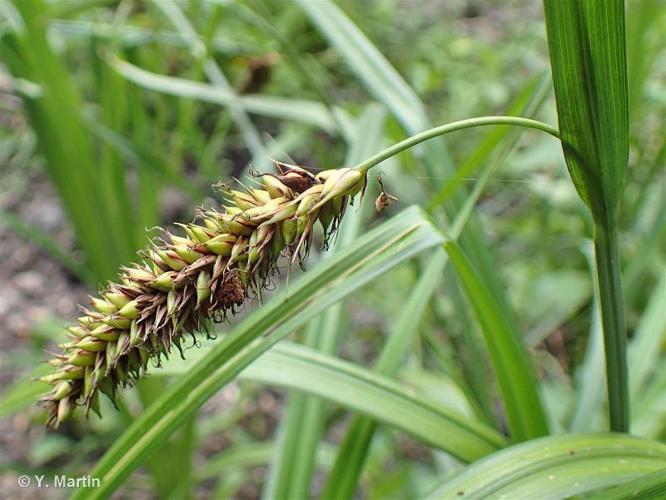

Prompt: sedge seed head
[39,164,364,427]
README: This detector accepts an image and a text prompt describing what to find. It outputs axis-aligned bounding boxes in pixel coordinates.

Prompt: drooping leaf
[109,55,341,133]
[445,240,549,441]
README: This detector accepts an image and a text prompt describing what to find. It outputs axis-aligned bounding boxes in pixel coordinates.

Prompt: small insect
[235,52,280,94]
[374,174,398,213]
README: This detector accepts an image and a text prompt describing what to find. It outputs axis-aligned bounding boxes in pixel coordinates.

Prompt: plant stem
[594,220,629,432]
[354,116,559,174]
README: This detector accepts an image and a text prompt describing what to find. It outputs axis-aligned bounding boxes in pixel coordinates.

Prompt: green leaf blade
[583,467,666,500]
[243,342,505,461]
[428,434,666,499]
[543,0,629,222]
[445,241,549,441]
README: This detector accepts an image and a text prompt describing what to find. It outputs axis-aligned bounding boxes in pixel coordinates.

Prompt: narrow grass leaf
[0,210,90,283]
[322,251,447,500]
[445,240,548,441]
[88,38,138,256]
[158,340,504,462]
[237,0,348,135]
[43,0,116,20]
[628,271,666,394]
[427,434,666,499]
[1,0,133,280]
[427,73,551,211]
[0,365,50,420]
[88,120,202,199]
[109,56,339,132]
[324,80,553,493]
[625,1,666,120]
[295,0,426,129]
[632,368,666,438]
[569,245,606,432]
[242,341,505,461]
[197,442,336,481]
[49,19,251,54]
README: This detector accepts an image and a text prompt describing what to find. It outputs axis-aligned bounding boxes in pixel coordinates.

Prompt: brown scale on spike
[39,164,366,427]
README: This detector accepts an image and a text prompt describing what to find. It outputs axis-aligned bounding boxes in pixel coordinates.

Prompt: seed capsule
[116,332,130,358]
[118,299,139,319]
[76,337,107,352]
[90,325,120,342]
[313,168,365,211]
[52,382,73,401]
[229,189,259,210]
[260,200,299,226]
[157,251,188,271]
[167,289,177,317]
[262,175,292,198]
[57,398,72,423]
[129,320,140,345]
[295,190,321,235]
[196,271,211,305]
[41,366,84,383]
[105,341,118,369]
[91,297,117,314]
[66,326,87,339]
[68,350,97,367]
[270,225,284,259]
[151,271,175,291]
[183,224,212,243]
[217,214,254,235]
[229,237,248,265]
[83,367,94,398]
[124,267,156,283]
[251,189,272,204]
[104,292,131,308]
[281,217,298,245]
[173,244,204,264]
[205,234,237,256]
[105,315,131,329]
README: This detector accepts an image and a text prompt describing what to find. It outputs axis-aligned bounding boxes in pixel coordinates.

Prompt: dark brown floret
[218,270,245,309]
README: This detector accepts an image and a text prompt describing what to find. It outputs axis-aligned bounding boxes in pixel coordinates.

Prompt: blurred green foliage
[0,1,664,499]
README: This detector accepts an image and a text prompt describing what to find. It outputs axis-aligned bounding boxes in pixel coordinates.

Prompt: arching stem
[354,116,559,174]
